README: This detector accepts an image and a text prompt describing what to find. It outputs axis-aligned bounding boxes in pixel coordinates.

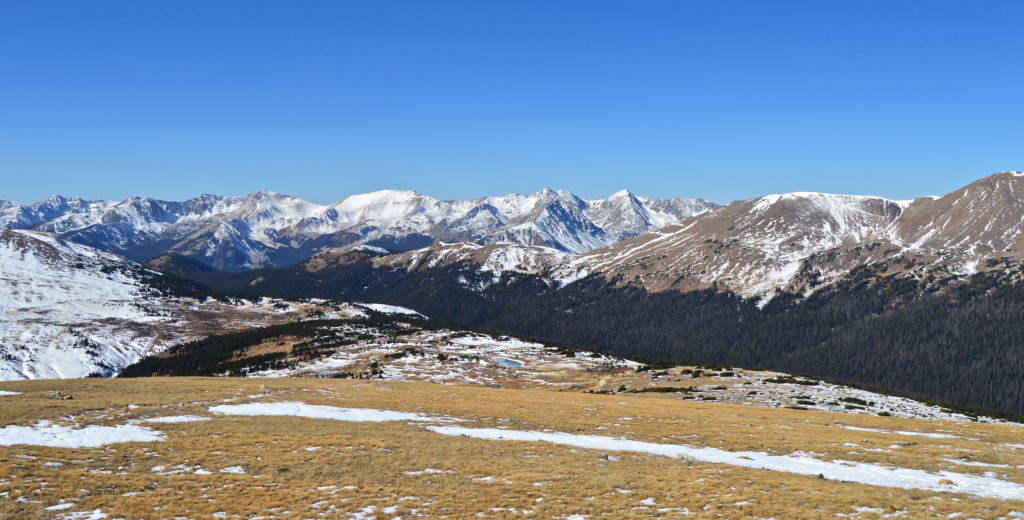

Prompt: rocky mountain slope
[0,189,716,271]
[567,171,1024,299]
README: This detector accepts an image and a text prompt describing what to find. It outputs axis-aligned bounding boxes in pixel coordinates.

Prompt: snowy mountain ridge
[0,189,717,271]
[302,171,1024,300]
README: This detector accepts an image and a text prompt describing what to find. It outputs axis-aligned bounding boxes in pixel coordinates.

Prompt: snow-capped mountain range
[8,171,1021,301]
[268,171,1024,300]
[0,189,717,271]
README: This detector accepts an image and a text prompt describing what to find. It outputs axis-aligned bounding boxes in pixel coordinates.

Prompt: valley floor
[1,378,1024,519]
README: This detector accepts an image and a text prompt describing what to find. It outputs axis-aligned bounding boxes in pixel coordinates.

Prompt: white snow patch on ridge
[0,421,164,448]
[0,391,20,396]
[355,244,391,255]
[209,401,434,422]
[355,303,425,317]
[424,425,1024,500]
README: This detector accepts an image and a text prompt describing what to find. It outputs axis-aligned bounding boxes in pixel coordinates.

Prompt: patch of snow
[140,415,210,424]
[404,468,451,475]
[55,509,109,520]
[209,401,434,422]
[355,244,390,255]
[425,425,1024,500]
[0,422,164,448]
[841,426,959,439]
[355,303,425,317]
[347,505,376,519]
[944,459,1013,469]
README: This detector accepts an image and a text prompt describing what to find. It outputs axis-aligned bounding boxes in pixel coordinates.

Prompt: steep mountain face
[572,192,909,297]
[0,229,360,380]
[0,189,717,271]
[586,189,716,241]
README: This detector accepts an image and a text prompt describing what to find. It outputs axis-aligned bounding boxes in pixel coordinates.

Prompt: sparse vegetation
[3,377,1024,519]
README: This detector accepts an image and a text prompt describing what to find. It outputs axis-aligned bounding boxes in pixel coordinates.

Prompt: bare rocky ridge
[557,171,1024,298]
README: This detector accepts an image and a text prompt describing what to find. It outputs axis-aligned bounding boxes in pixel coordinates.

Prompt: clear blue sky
[1,1,1021,204]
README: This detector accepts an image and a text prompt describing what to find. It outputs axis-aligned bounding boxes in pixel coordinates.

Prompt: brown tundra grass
[0,377,1022,519]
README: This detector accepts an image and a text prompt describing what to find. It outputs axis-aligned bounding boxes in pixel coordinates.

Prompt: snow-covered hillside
[0,189,717,271]
[0,230,359,380]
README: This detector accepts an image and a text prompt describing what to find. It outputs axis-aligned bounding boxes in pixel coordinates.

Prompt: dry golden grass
[0,378,1023,519]
[235,337,303,359]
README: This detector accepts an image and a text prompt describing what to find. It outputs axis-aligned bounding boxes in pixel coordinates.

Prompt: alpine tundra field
[2,378,1024,520]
